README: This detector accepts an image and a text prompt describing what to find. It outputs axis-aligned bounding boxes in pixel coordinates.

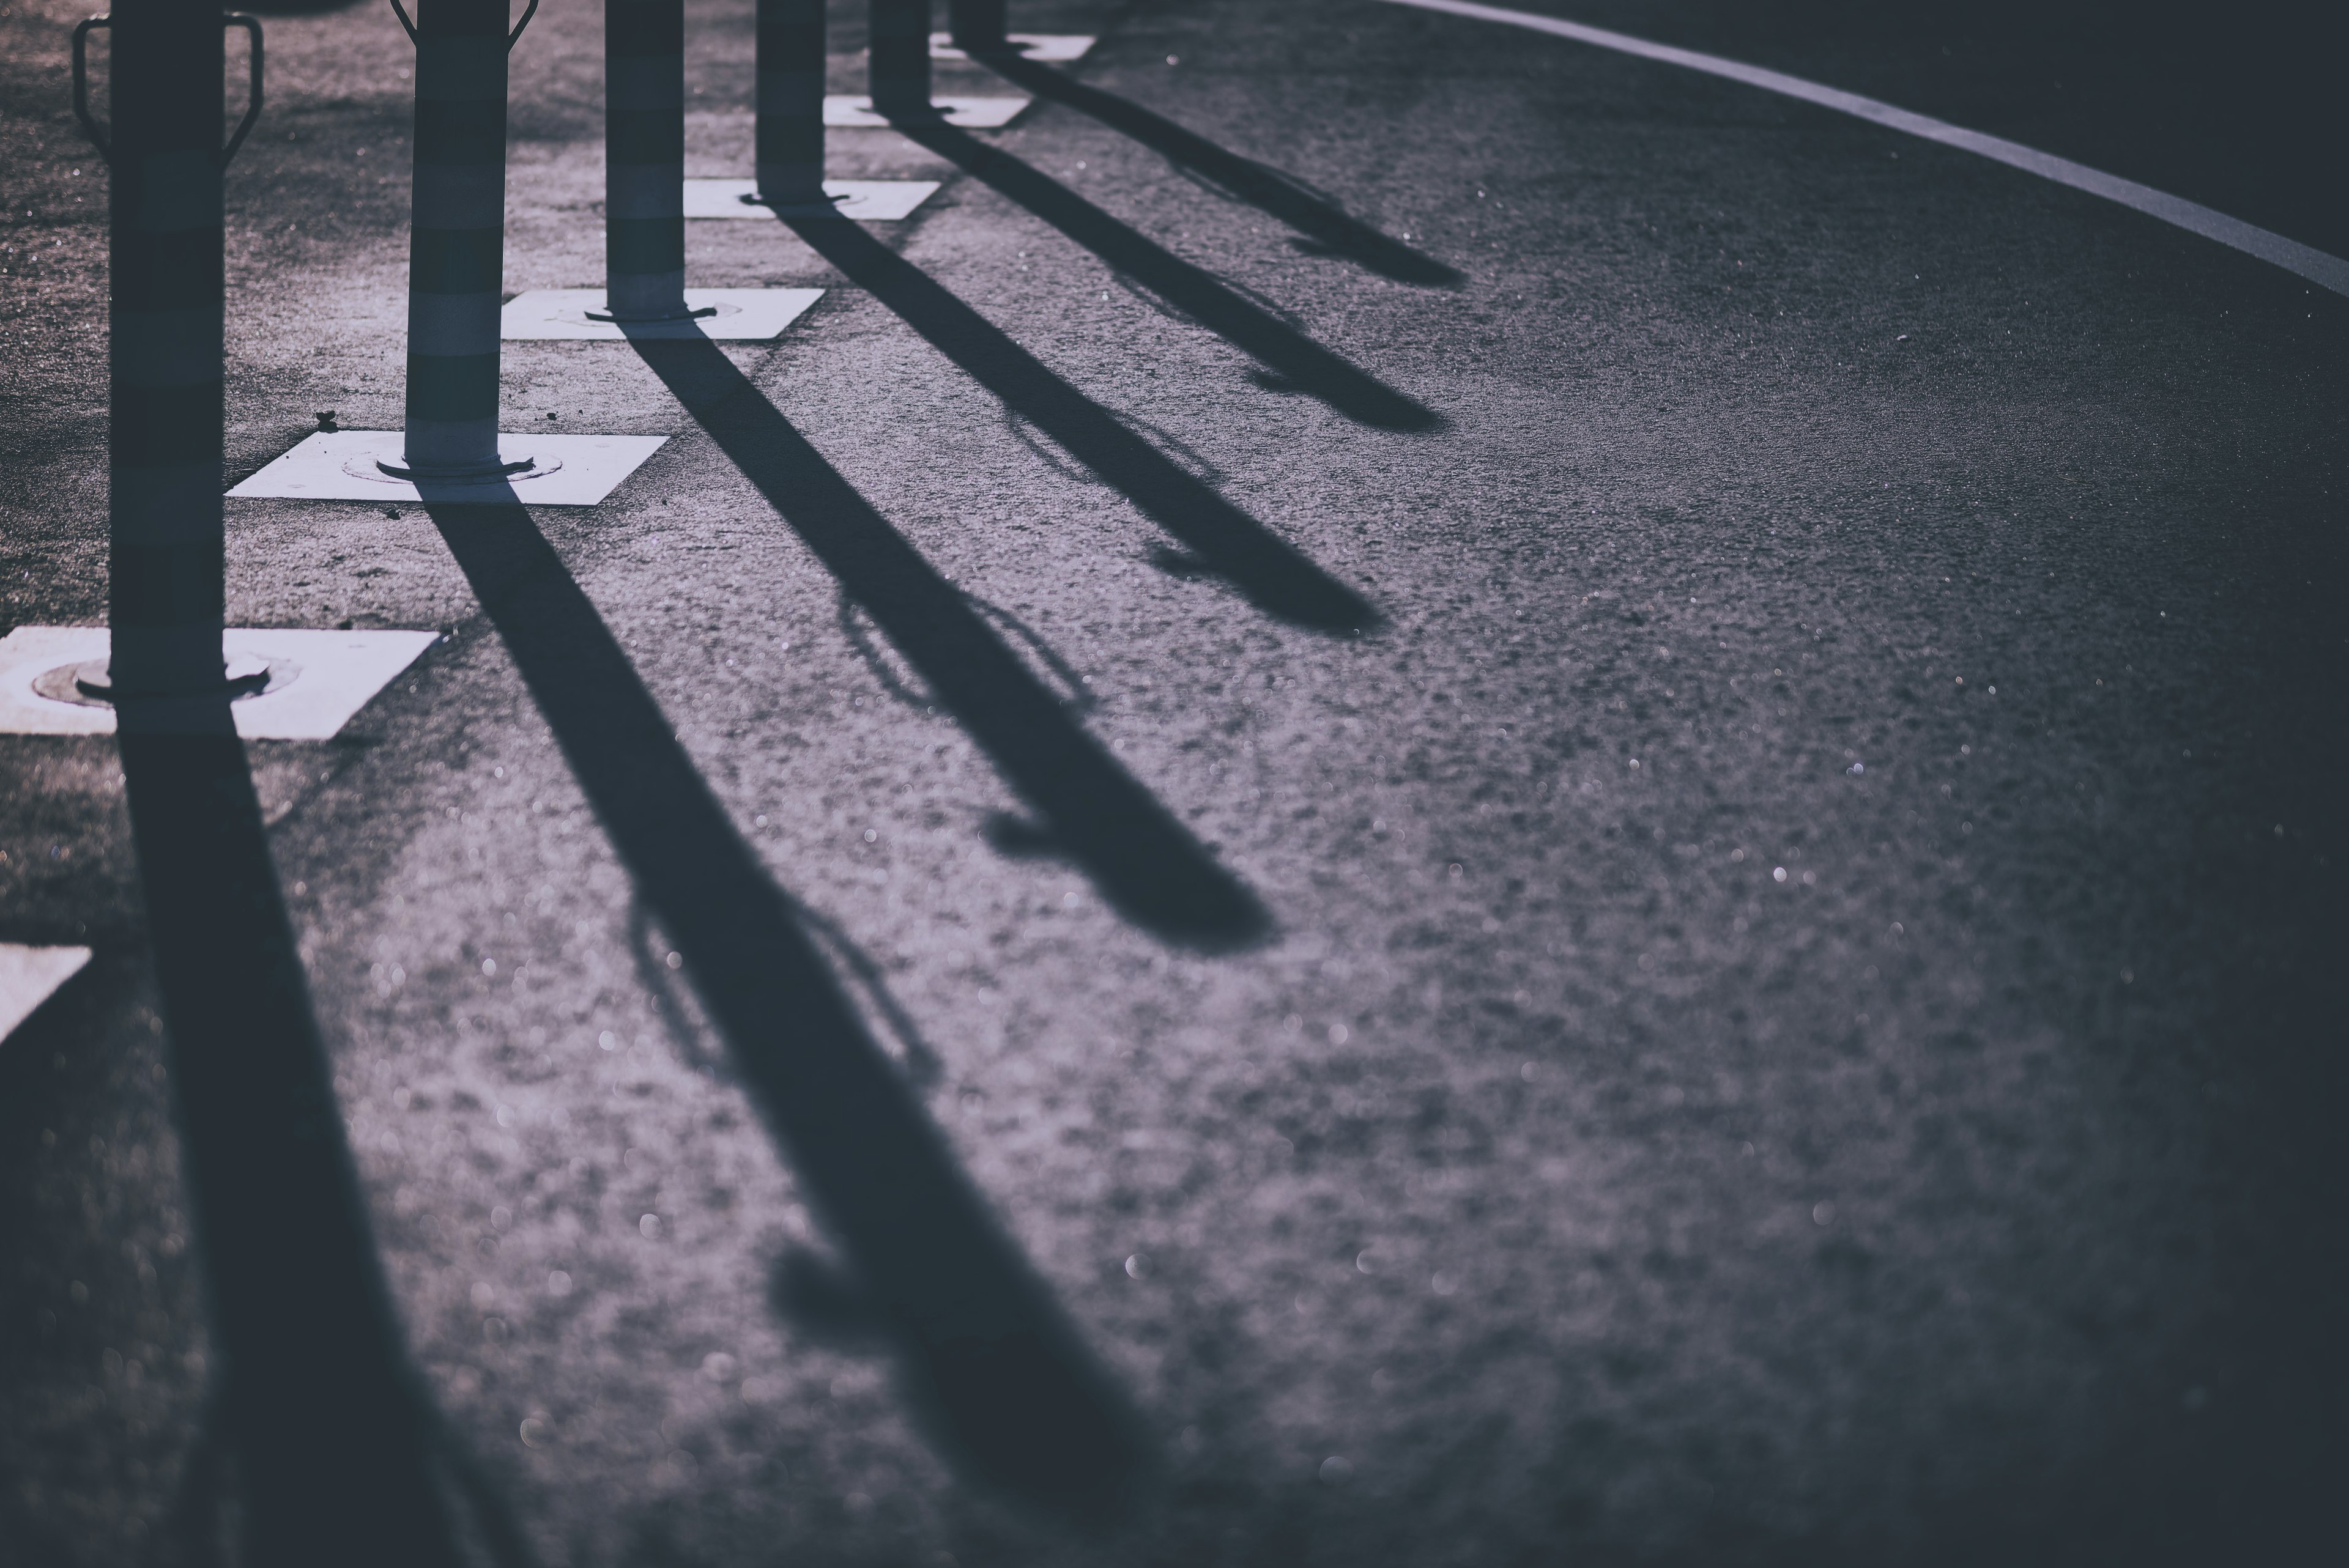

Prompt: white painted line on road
[502,289,825,341]
[1376,0,2349,298]
[927,32,1095,62]
[0,944,91,1046]
[824,95,1030,129]
[0,626,438,739]
[682,179,940,221]
[229,431,669,507]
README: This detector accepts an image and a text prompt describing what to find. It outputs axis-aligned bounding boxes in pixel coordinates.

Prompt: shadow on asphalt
[627,890,948,1090]
[626,333,1267,948]
[116,699,521,1568]
[980,52,1464,288]
[775,212,1388,632]
[422,498,1152,1520]
[896,117,1444,434]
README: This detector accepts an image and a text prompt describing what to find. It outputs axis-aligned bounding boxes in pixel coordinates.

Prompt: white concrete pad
[228,430,669,507]
[681,179,940,221]
[0,626,439,739]
[927,32,1095,61]
[824,95,1030,129]
[501,288,824,341]
[0,944,91,1045]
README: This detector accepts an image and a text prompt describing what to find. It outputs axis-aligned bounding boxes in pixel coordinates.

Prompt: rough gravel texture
[2,2,2342,1565]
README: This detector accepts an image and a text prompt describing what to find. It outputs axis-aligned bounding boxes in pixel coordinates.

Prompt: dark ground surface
[2,1,2344,1564]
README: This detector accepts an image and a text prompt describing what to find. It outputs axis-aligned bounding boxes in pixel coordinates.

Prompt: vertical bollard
[604,0,706,320]
[752,0,829,210]
[869,0,932,119]
[948,0,1007,55]
[103,0,235,697]
[395,0,527,479]
[87,15,471,1559]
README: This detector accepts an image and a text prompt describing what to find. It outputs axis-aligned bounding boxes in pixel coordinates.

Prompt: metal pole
[102,0,236,698]
[948,0,1006,55]
[394,0,527,479]
[604,0,707,320]
[752,0,828,209]
[869,0,932,119]
[86,15,469,1558]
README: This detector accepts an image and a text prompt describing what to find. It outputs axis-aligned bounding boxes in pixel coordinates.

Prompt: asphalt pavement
[1,2,2343,1564]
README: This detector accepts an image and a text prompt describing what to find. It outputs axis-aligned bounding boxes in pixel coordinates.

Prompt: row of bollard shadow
[74,0,1027,662]
[64,3,1137,1559]
[66,7,548,1562]
[403,0,1013,475]
[396,0,977,481]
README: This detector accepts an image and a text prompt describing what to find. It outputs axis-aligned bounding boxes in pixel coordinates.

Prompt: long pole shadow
[896,117,1444,434]
[627,333,1264,948]
[981,53,1463,288]
[777,212,1384,633]
[422,497,1150,1518]
[117,698,499,1568]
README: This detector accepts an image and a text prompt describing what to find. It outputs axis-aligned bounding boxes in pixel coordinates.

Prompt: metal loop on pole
[220,15,264,168]
[70,16,111,165]
[72,15,263,168]
[394,0,532,51]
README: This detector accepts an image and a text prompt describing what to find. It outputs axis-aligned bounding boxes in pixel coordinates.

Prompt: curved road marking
[1375,0,2349,298]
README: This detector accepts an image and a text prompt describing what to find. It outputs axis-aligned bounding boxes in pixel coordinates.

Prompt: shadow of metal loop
[754,221,1382,637]
[898,118,1445,434]
[423,497,1155,1517]
[984,52,1463,289]
[633,888,943,1092]
[630,899,730,1078]
[967,594,1097,712]
[625,331,1274,944]
[788,899,946,1090]
[838,590,937,711]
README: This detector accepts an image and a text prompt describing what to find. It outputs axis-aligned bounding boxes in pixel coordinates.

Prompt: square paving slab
[500,288,825,341]
[680,179,940,221]
[228,430,670,507]
[823,95,1030,128]
[927,32,1095,61]
[0,944,92,1045]
[0,626,440,740]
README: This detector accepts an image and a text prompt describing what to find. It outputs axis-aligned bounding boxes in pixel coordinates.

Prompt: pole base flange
[584,305,721,324]
[40,650,284,708]
[739,190,853,218]
[369,455,541,483]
